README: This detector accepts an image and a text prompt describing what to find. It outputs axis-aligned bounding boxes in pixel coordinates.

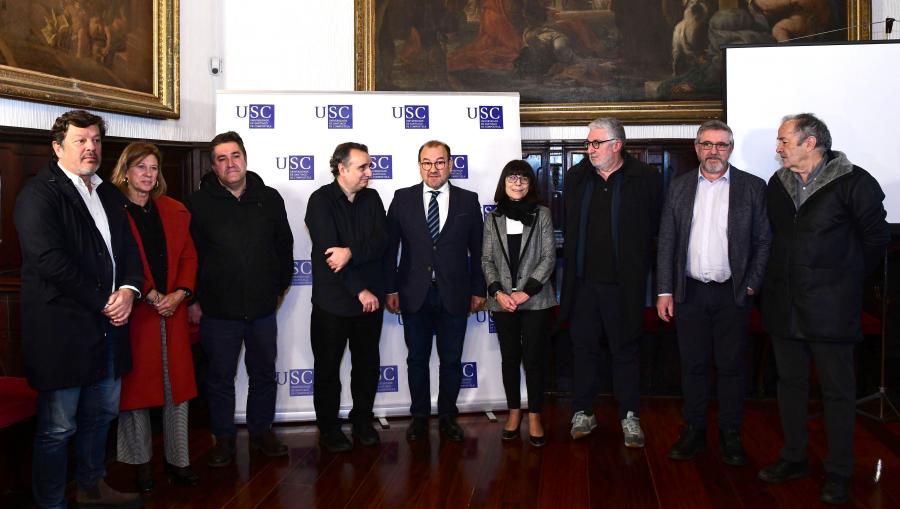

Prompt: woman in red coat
[110,141,199,492]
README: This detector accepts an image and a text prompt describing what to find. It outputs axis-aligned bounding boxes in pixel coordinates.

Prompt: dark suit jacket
[14,161,143,391]
[386,182,485,315]
[656,166,771,307]
[559,153,662,340]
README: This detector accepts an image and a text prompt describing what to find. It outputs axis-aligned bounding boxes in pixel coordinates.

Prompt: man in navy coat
[385,140,486,442]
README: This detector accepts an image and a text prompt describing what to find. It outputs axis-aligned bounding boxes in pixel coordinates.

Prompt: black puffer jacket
[762,151,889,341]
[188,171,294,320]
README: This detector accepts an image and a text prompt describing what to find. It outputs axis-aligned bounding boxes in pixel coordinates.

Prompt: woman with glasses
[481,160,557,447]
[110,142,200,491]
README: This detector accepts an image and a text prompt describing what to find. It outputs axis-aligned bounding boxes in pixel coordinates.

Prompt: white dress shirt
[422,181,450,232]
[686,167,731,283]
[59,163,138,296]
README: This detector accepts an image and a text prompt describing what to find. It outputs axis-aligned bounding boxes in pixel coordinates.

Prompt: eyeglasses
[505,175,530,184]
[584,138,617,150]
[696,141,732,151]
[419,160,447,171]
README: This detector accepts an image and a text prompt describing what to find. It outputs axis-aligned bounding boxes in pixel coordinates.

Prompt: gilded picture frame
[355,0,870,125]
[0,0,179,119]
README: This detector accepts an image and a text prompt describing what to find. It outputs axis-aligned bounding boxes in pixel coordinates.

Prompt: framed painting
[0,0,179,119]
[355,0,870,125]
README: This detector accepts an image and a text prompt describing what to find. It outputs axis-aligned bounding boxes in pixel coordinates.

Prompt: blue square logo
[450,155,468,179]
[482,204,497,219]
[488,313,496,334]
[289,368,314,396]
[247,104,275,129]
[370,155,393,180]
[292,260,312,285]
[404,105,429,129]
[287,155,314,180]
[478,106,504,129]
[460,362,478,389]
[326,105,353,129]
[377,365,399,393]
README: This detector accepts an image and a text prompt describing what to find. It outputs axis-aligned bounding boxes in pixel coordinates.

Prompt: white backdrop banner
[215,91,523,422]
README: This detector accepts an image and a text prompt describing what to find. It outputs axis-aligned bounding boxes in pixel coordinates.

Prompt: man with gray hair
[656,120,770,466]
[757,113,889,505]
[559,117,662,446]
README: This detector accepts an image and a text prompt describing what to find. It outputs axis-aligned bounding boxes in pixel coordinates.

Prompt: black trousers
[675,278,749,431]
[771,336,856,477]
[570,280,640,419]
[492,308,550,413]
[310,305,383,433]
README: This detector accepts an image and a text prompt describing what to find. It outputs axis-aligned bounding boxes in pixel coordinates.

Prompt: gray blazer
[656,166,771,306]
[482,204,557,312]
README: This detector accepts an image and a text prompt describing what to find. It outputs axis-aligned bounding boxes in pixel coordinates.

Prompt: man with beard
[560,117,661,446]
[758,113,889,505]
[305,142,388,453]
[656,120,770,466]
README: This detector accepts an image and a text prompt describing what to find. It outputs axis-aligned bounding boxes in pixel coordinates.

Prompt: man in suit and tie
[656,120,771,466]
[385,140,486,442]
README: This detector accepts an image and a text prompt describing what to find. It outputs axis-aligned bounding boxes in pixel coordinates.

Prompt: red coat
[120,196,198,411]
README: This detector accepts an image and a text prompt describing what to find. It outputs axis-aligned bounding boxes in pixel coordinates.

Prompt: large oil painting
[356,0,869,124]
[0,0,178,118]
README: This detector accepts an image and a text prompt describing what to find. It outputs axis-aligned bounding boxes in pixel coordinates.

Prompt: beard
[701,157,726,174]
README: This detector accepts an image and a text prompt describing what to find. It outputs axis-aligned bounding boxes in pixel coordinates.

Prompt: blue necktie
[427,190,440,242]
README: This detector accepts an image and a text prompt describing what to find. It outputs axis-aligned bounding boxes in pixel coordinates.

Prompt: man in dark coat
[560,117,662,447]
[656,120,770,466]
[757,113,890,505]
[384,140,486,443]
[14,109,144,508]
[187,131,294,467]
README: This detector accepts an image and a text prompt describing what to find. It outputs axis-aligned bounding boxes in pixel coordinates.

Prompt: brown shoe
[249,429,288,457]
[75,478,143,508]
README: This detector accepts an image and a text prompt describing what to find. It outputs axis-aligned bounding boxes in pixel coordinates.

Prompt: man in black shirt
[559,117,662,447]
[305,142,388,453]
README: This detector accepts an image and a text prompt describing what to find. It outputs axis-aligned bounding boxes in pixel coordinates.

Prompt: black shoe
[406,417,429,441]
[135,462,154,493]
[165,463,200,486]
[667,426,706,460]
[501,421,520,441]
[207,436,235,468]
[352,421,381,447]
[75,479,144,508]
[718,429,749,466]
[319,429,353,453]
[758,459,810,483]
[528,434,547,447]
[821,473,850,505]
[249,429,288,457]
[439,417,465,442]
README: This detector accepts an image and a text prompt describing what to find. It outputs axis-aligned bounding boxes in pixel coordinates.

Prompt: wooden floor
[71,396,900,509]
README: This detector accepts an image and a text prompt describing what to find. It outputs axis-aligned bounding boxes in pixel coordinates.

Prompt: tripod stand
[856,249,899,422]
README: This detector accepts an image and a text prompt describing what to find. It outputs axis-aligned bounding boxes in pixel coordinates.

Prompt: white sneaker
[621,411,645,448]
[570,410,597,440]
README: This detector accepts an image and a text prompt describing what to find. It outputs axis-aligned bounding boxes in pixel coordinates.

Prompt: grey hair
[587,117,626,146]
[695,120,734,145]
[781,113,831,152]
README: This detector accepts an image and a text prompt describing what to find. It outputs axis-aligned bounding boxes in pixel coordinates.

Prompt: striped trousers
[117,318,191,467]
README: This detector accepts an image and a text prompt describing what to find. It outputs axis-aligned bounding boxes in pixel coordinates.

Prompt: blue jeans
[402,285,468,418]
[201,313,278,438]
[32,339,120,509]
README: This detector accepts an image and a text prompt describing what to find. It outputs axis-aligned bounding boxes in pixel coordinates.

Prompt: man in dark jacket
[187,131,294,467]
[560,117,662,447]
[757,113,890,505]
[656,120,771,466]
[305,142,387,453]
[14,110,143,508]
